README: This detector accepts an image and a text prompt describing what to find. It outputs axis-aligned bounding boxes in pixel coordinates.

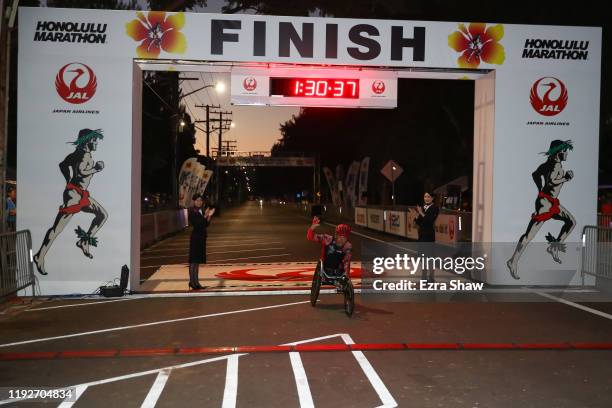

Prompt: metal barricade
[598,213,612,229]
[581,226,612,282]
[0,230,36,298]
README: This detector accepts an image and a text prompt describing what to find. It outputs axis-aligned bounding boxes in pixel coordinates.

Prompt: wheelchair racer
[307,216,352,286]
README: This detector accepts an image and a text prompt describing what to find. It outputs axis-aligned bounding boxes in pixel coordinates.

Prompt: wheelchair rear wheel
[310,262,322,307]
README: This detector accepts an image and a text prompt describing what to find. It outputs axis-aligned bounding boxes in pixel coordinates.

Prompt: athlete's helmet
[335,224,351,237]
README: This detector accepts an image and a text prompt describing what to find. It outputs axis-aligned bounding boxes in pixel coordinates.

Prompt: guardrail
[0,230,36,298]
[581,226,612,284]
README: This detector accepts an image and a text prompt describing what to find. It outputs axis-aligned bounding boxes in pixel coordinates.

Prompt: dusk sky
[180,72,300,154]
[143,1,298,155]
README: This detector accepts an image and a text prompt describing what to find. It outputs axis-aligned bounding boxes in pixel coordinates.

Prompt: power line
[143,80,177,114]
[201,72,220,107]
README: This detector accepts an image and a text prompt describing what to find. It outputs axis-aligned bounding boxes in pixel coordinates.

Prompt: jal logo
[530,77,568,116]
[243,77,257,91]
[372,80,386,94]
[448,219,455,240]
[55,63,97,104]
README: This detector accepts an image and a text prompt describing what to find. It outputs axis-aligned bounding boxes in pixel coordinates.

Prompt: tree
[46,0,208,11]
[147,0,207,11]
[46,0,139,9]
[273,79,475,205]
[141,71,198,201]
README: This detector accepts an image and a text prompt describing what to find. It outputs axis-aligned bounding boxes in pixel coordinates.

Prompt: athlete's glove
[311,216,321,228]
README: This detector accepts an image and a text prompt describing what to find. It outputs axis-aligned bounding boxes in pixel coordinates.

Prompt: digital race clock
[270,78,359,99]
[231,67,397,108]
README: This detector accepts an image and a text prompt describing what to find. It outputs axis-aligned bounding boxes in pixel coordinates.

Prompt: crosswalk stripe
[289,352,315,408]
[141,369,171,408]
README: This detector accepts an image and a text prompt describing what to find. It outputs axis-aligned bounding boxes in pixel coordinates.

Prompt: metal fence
[599,213,612,229]
[0,230,36,298]
[581,226,612,283]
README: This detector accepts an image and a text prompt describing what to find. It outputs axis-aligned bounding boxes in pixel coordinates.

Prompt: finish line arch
[17,7,601,294]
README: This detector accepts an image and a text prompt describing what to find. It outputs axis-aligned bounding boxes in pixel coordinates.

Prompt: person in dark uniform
[414,191,439,282]
[188,194,214,290]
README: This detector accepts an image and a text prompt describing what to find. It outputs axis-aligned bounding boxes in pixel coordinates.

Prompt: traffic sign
[381,160,403,182]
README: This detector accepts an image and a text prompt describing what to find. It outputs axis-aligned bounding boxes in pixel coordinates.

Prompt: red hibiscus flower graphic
[448,23,505,68]
[126,11,187,58]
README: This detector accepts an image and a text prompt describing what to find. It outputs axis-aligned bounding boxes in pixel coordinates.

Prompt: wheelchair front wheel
[343,279,355,317]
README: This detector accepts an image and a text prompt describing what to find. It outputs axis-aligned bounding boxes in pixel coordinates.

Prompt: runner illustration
[506,140,576,280]
[34,128,108,275]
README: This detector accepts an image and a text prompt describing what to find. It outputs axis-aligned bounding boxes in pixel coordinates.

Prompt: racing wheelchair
[310,259,355,317]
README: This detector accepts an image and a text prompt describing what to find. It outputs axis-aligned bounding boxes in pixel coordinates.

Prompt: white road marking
[284,333,397,407]
[0,301,309,348]
[142,248,286,260]
[27,298,131,312]
[0,333,397,408]
[132,289,353,297]
[157,238,265,244]
[323,222,418,255]
[208,247,286,255]
[222,355,240,408]
[289,352,315,408]
[534,291,612,321]
[209,241,282,248]
[282,333,348,346]
[143,242,283,252]
[340,334,398,408]
[140,255,187,260]
[141,369,171,408]
[57,385,88,408]
[0,355,244,405]
[208,254,292,263]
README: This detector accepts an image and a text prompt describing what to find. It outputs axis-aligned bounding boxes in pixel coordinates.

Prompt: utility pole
[206,105,210,158]
[196,109,232,207]
[211,110,232,206]
[216,111,223,209]
[194,104,220,158]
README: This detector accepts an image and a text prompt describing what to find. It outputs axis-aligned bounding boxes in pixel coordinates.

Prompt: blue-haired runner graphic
[33,128,108,275]
[506,140,576,280]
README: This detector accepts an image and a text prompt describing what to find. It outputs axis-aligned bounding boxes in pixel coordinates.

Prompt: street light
[171,113,188,206]
[391,166,396,207]
[179,81,225,100]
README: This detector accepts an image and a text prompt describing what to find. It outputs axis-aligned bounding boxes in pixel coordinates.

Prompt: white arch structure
[17,8,601,293]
